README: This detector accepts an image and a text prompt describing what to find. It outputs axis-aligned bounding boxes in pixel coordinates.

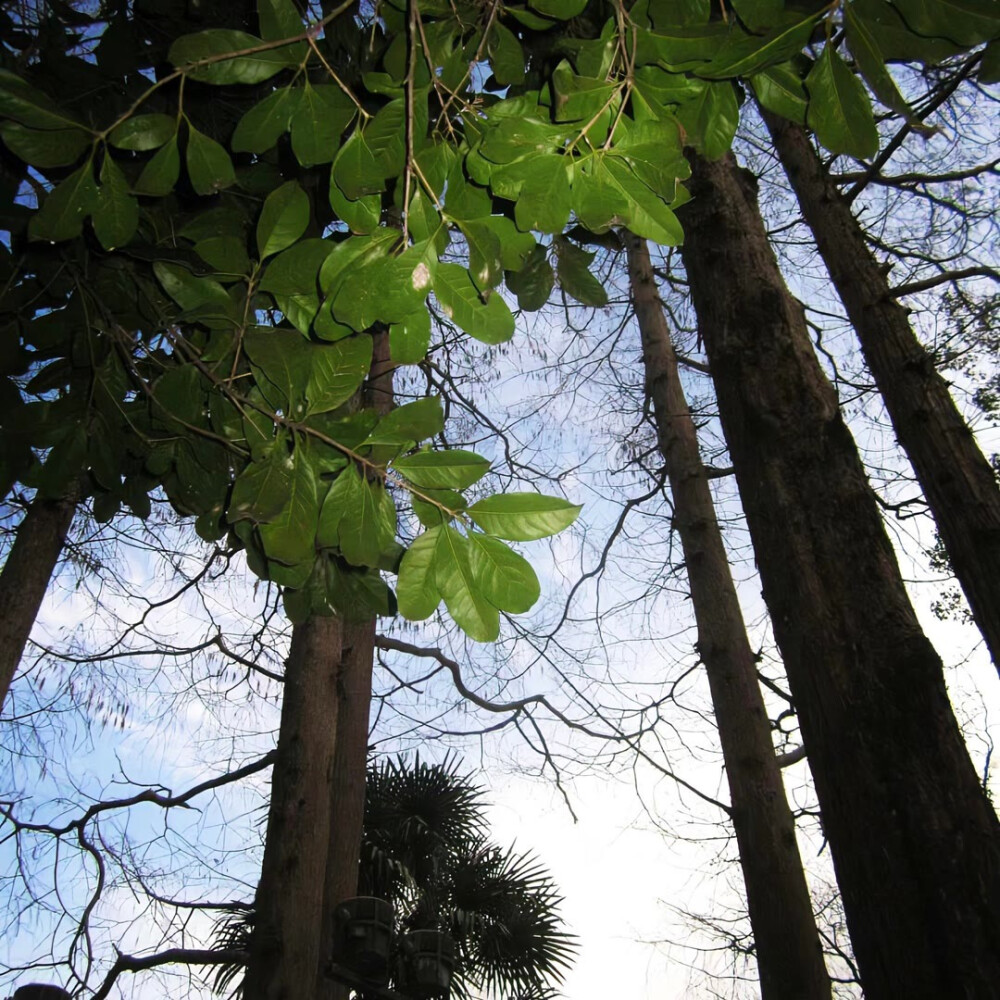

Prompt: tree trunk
[244,615,343,1000]
[316,328,393,1000]
[763,110,1000,675]
[0,494,76,713]
[676,151,1000,1000]
[626,232,830,1000]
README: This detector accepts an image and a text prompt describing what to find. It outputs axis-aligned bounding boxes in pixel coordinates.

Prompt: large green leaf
[555,237,608,307]
[396,526,442,621]
[186,123,236,195]
[259,446,320,577]
[154,261,231,311]
[258,0,305,41]
[332,127,384,200]
[169,29,298,84]
[231,87,302,153]
[338,474,397,567]
[844,5,910,115]
[290,84,355,167]
[257,180,310,259]
[134,135,181,196]
[259,238,334,295]
[892,0,999,48]
[467,492,581,540]
[94,154,138,250]
[244,325,311,412]
[750,62,809,124]
[0,123,90,167]
[505,243,554,312]
[433,263,515,344]
[364,397,445,447]
[28,160,98,241]
[697,11,821,78]
[305,335,372,415]
[229,444,294,523]
[435,525,500,641]
[394,448,491,489]
[676,79,739,159]
[316,462,363,548]
[805,44,879,159]
[0,70,81,130]
[390,309,432,364]
[108,114,176,151]
[467,532,540,613]
[604,157,684,246]
[512,155,573,234]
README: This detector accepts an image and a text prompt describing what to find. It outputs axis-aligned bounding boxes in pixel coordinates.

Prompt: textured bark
[626,232,830,1000]
[764,111,1000,674]
[0,495,76,713]
[677,152,1000,1000]
[244,615,343,1000]
[316,329,393,1000]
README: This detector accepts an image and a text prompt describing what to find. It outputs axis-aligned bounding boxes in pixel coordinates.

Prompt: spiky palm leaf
[212,755,575,1000]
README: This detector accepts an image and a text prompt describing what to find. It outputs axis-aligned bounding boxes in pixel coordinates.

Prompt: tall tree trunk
[676,152,1000,1000]
[0,494,76,713]
[244,615,343,1000]
[317,329,393,1000]
[763,110,1000,674]
[626,232,830,1000]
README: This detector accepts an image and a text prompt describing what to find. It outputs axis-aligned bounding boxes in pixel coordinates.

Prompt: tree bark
[0,495,76,714]
[626,232,830,1000]
[244,615,343,1000]
[316,328,393,1000]
[676,151,1000,1000]
[763,110,1000,675]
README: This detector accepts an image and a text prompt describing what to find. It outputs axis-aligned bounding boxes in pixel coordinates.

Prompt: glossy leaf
[697,11,820,79]
[0,123,90,167]
[468,532,540,614]
[94,154,138,250]
[505,243,554,312]
[257,180,310,259]
[805,45,879,159]
[259,238,333,295]
[186,123,237,195]
[195,236,252,275]
[258,0,304,40]
[0,70,79,130]
[467,492,582,540]
[676,79,739,159]
[394,449,491,489]
[28,160,98,242]
[134,135,181,196]
[305,334,372,415]
[290,84,355,167]
[555,238,608,307]
[364,397,445,446]
[435,525,500,642]
[232,87,302,153]
[259,447,320,576]
[750,62,809,124]
[169,29,297,85]
[390,309,432,364]
[844,5,910,115]
[108,114,176,151]
[317,462,363,548]
[433,263,515,344]
[396,526,442,621]
[229,444,294,523]
[411,487,467,528]
[333,128,384,200]
[339,473,397,567]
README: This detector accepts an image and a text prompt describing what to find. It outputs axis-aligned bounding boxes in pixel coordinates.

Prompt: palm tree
[215,755,575,1000]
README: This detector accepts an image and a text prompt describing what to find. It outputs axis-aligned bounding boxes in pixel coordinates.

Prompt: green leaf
[394,448,491,489]
[259,238,334,295]
[844,5,911,116]
[555,237,608,307]
[982,39,1000,84]
[697,11,821,78]
[365,99,406,180]
[390,309,432,364]
[481,215,536,270]
[186,123,236,195]
[505,243,554,311]
[108,114,176,151]
[316,462,363,548]
[169,29,297,85]
[364,397,444,446]
[892,0,999,48]
[306,335,372,415]
[676,79,738,159]
[468,532,540,613]
[433,263,515,344]
[459,218,503,292]
[332,241,435,329]
[489,22,526,85]
[259,446,320,575]
[28,160,98,242]
[551,60,618,124]
[604,157,684,246]
[396,526,442,621]
[0,70,80,130]
[290,84,355,167]
[528,0,588,18]
[329,181,381,234]
[232,87,302,153]
[0,123,90,167]
[805,45,879,159]
[411,487,467,527]
[195,236,252,275]
[94,154,138,250]
[134,135,181,196]
[332,127,384,200]
[154,261,231,311]
[244,325,309,411]
[274,293,319,335]
[435,525,500,641]
[730,0,784,29]
[229,444,294,523]
[467,492,581,540]
[258,0,304,40]
[512,155,573,234]
[257,180,310,259]
[338,473,397,567]
[572,159,631,233]
[750,62,809,124]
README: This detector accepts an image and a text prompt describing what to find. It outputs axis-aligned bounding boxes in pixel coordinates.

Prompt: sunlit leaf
[257,180,310,259]
[108,114,176,151]
[169,29,297,84]
[396,526,442,621]
[394,449,491,489]
[435,525,500,641]
[433,263,515,344]
[468,532,540,613]
[467,493,581,540]
[28,160,98,241]
[186,122,236,194]
[805,45,879,159]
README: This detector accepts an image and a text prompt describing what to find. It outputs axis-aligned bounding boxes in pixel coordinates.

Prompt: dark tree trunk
[763,110,1000,675]
[676,152,1000,1000]
[316,328,393,1000]
[244,615,343,1000]
[0,495,76,713]
[626,232,830,1000]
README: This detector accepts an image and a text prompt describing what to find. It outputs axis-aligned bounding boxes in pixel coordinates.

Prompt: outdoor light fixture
[332,895,395,983]
[399,929,456,999]
[11,988,71,1000]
